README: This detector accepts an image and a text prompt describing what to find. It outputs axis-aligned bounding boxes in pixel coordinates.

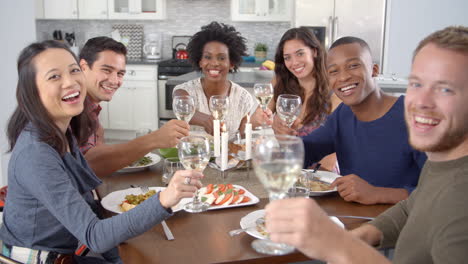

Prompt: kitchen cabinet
[78,0,108,19]
[231,0,292,22]
[107,0,166,20]
[36,0,45,19]
[101,65,159,131]
[43,0,78,19]
[294,0,386,66]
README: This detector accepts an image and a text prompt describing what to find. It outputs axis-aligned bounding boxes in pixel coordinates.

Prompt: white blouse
[173,78,258,136]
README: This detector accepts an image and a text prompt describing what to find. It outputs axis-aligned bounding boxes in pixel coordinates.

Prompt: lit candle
[221,123,228,171]
[214,119,220,157]
[245,115,252,160]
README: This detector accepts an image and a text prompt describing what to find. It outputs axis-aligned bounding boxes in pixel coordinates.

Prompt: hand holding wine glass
[173,95,196,123]
[252,134,304,255]
[177,135,211,213]
[276,94,302,128]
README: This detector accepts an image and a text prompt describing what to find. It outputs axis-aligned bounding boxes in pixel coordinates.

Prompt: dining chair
[0,253,22,264]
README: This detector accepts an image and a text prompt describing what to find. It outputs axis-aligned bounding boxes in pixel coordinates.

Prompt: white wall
[0,1,37,186]
[383,0,468,76]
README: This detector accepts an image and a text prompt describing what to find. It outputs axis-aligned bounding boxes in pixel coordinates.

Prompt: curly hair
[273,27,331,125]
[187,21,247,72]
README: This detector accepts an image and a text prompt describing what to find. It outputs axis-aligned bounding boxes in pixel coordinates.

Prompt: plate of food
[302,170,342,196]
[101,187,173,214]
[240,209,345,240]
[118,152,161,173]
[102,184,259,214]
[173,184,259,211]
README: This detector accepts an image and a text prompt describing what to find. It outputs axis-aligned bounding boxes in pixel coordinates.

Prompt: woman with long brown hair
[270,27,340,170]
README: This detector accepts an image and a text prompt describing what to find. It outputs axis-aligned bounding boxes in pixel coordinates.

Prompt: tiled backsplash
[36,0,291,61]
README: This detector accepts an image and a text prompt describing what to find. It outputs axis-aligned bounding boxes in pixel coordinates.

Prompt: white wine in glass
[277,94,302,128]
[253,83,274,111]
[209,95,229,121]
[173,95,195,123]
[252,135,304,255]
[178,135,211,213]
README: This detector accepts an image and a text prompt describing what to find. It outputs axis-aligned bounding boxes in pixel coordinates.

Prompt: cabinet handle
[333,16,339,41]
[129,70,136,76]
[327,16,333,48]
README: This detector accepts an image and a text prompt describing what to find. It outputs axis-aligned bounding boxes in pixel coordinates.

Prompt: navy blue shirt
[302,96,427,192]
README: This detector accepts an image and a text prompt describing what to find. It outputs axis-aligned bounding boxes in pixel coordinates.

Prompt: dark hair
[273,27,331,125]
[187,21,247,72]
[413,26,468,59]
[79,36,127,68]
[330,36,371,53]
[7,40,95,155]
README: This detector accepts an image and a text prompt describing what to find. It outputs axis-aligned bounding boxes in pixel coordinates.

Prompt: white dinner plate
[172,184,259,212]
[118,152,161,173]
[303,170,342,196]
[101,185,259,214]
[240,209,345,240]
[100,187,180,214]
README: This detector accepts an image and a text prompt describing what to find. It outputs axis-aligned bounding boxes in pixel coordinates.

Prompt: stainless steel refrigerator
[294,0,387,67]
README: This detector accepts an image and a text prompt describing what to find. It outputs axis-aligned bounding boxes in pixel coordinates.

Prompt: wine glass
[276,94,302,128]
[173,95,195,123]
[253,83,274,128]
[177,135,211,213]
[209,95,229,121]
[252,134,304,255]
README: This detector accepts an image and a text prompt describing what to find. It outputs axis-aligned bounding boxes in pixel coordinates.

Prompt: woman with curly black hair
[173,21,258,136]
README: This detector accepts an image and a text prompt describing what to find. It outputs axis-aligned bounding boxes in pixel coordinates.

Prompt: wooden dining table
[96,162,391,264]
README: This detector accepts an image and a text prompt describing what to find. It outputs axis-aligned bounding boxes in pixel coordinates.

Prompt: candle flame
[222,123,227,133]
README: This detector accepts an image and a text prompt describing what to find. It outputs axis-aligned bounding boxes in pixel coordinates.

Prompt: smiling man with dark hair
[301,36,426,205]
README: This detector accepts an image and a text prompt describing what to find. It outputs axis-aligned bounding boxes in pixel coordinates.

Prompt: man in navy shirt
[302,37,426,204]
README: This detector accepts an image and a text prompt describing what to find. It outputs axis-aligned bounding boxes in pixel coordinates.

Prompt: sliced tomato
[213,191,220,199]
[206,184,214,194]
[231,192,240,204]
[216,192,233,205]
[240,196,251,203]
[226,184,233,189]
[237,188,245,195]
[218,184,226,192]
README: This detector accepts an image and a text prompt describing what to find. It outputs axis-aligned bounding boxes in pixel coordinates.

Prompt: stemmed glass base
[251,239,295,255]
[183,201,209,213]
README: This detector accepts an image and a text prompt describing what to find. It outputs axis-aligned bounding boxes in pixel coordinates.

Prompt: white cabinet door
[231,0,292,21]
[108,87,133,130]
[36,0,45,19]
[333,0,385,66]
[294,0,333,45]
[99,102,110,129]
[132,82,158,130]
[44,0,78,19]
[78,0,108,19]
[108,0,166,20]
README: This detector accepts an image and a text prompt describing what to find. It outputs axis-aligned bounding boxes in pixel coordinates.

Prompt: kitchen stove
[158,58,194,124]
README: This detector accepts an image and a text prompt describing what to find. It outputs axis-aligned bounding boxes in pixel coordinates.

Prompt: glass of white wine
[209,95,229,121]
[252,134,304,255]
[276,94,302,128]
[173,95,195,123]
[253,83,274,128]
[177,135,211,213]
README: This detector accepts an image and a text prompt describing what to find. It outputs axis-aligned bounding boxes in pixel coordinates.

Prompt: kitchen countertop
[166,71,274,87]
